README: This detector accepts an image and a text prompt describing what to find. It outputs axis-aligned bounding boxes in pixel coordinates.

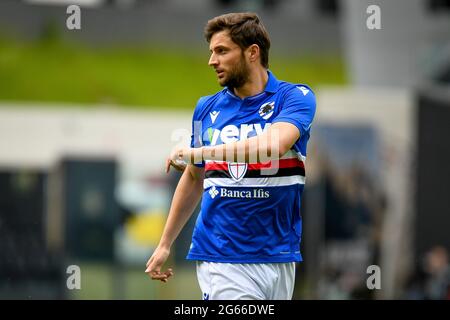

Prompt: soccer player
[145,12,316,300]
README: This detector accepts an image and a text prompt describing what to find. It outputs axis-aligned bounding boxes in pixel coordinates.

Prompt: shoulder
[192,89,227,120]
[279,81,315,101]
[275,81,316,111]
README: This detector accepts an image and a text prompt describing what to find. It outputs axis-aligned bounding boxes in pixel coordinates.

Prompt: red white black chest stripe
[203,150,306,188]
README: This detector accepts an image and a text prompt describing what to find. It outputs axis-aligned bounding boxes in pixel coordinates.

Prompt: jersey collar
[225,70,279,99]
[264,70,279,93]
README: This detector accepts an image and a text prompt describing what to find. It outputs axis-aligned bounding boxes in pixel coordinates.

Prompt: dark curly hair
[204,12,271,68]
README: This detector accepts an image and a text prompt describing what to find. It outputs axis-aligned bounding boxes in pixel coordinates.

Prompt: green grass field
[68,262,200,300]
[0,37,347,109]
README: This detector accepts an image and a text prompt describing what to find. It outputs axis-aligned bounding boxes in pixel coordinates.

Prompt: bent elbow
[277,144,291,159]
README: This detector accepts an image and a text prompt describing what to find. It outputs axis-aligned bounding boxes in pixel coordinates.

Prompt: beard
[219,54,250,89]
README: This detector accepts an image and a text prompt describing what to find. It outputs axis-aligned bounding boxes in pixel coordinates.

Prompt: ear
[246,44,260,64]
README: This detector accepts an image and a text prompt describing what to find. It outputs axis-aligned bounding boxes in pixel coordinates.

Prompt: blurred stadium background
[0,0,449,300]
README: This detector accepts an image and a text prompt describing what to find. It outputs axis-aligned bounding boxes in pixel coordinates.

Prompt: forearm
[181,131,279,165]
[158,168,203,249]
[202,132,279,163]
[172,123,300,165]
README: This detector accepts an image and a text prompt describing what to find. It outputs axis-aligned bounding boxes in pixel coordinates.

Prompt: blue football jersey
[187,71,316,263]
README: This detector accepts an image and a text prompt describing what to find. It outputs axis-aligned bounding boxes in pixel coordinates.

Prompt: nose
[208,53,218,67]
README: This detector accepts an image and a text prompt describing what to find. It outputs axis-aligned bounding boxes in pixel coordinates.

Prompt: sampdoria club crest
[258,101,275,120]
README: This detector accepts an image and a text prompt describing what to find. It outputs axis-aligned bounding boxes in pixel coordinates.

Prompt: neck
[233,67,268,99]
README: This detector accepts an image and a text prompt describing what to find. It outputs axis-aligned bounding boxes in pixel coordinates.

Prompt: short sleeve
[272,85,316,139]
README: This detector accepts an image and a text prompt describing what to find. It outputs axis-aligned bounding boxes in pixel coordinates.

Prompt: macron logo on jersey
[208,122,271,145]
[209,111,220,124]
[298,86,310,96]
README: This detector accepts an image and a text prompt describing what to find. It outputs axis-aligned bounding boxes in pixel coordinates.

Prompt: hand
[165,158,187,173]
[169,146,193,163]
[145,246,173,283]
[165,146,203,173]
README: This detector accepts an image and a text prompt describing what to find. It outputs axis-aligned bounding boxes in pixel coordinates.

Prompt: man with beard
[145,12,316,300]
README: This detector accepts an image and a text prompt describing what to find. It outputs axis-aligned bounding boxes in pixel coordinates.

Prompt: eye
[216,48,227,54]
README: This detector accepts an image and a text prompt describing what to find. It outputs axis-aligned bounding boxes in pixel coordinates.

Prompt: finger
[148,270,162,277]
[150,268,172,277]
[146,267,172,277]
[146,257,153,268]
[162,271,173,279]
[170,160,185,172]
[165,268,174,277]
[161,277,171,283]
[163,273,173,280]
[160,272,172,282]
[150,273,168,280]
[165,159,171,173]
[145,261,160,274]
[145,260,155,271]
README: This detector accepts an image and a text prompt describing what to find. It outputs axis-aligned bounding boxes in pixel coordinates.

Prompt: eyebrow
[210,45,231,52]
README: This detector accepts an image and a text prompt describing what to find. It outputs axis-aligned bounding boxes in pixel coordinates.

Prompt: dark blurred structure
[316,0,339,15]
[0,158,123,299]
[301,125,386,299]
[215,0,280,11]
[415,85,450,260]
[57,158,120,262]
[0,170,65,299]
[428,0,450,11]
[403,245,450,299]
[400,59,450,300]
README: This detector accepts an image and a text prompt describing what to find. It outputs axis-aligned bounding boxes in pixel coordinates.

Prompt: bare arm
[172,122,300,164]
[204,122,300,162]
[145,164,204,282]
